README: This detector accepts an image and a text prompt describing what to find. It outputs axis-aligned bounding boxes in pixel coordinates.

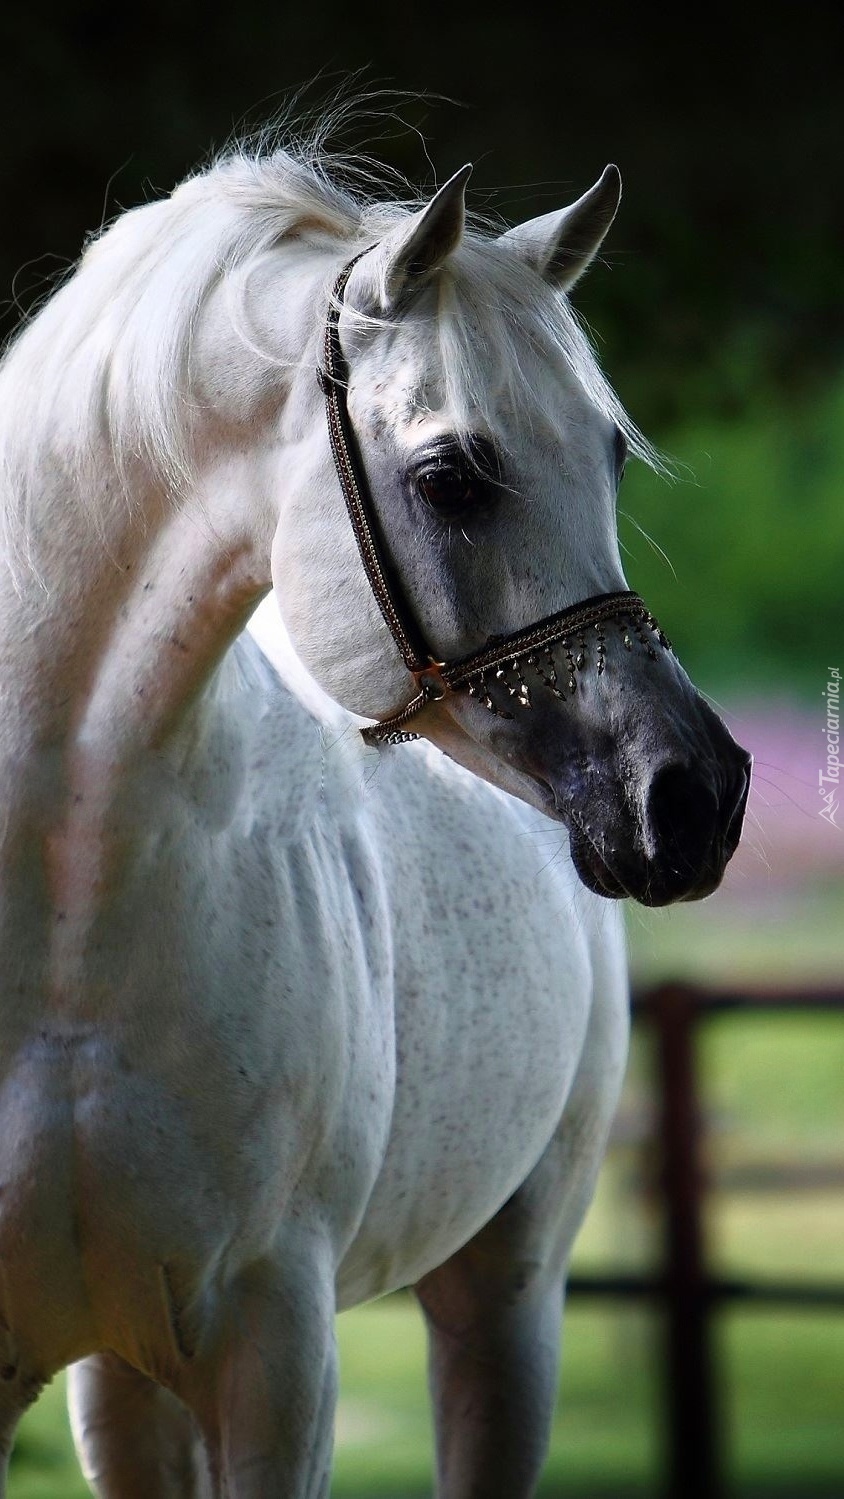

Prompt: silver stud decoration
[631,615,658,660]
[494,660,528,708]
[463,602,669,716]
[511,659,532,709]
[468,673,513,718]
[527,649,566,700]
[562,638,578,693]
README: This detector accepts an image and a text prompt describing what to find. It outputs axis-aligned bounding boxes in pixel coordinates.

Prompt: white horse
[0,139,750,1497]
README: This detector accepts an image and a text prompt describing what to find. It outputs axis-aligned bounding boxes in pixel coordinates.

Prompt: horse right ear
[350,165,472,314]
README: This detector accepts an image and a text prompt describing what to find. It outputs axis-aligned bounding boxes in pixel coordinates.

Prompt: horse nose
[645,762,720,877]
[723,749,752,858]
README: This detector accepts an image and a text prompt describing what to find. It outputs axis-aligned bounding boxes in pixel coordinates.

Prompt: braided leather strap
[362,591,671,744]
[318,253,671,750]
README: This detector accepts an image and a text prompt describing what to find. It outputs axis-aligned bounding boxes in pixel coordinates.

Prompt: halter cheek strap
[318,252,671,745]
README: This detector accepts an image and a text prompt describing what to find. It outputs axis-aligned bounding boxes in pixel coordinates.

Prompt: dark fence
[567,982,844,1499]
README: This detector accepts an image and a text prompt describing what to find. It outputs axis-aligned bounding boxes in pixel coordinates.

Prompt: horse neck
[0,237,338,777]
[0,465,271,776]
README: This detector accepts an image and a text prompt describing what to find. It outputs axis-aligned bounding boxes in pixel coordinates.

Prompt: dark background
[2,3,842,428]
[6,0,840,689]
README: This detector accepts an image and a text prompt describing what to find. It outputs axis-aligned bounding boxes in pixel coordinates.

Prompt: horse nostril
[723,754,752,857]
[646,763,719,870]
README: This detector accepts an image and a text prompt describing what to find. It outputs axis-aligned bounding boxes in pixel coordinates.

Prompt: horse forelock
[415,241,657,468]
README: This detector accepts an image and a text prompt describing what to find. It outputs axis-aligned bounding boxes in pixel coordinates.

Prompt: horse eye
[416,465,476,514]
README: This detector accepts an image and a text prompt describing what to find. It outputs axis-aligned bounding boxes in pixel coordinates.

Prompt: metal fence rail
[566,982,844,1499]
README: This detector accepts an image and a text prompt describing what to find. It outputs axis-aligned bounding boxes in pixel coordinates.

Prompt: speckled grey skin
[0,158,748,1498]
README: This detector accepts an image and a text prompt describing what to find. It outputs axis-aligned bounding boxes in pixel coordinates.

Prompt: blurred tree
[1,1,841,420]
[1,1,841,695]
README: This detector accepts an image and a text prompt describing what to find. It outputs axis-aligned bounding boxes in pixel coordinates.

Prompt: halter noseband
[319,252,670,745]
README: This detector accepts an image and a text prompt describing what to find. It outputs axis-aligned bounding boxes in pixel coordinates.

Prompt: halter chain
[318,253,670,746]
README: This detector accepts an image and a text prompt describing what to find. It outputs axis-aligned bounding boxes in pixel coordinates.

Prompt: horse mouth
[567,811,738,907]
[568,827,630,900]
[530,779,631,899]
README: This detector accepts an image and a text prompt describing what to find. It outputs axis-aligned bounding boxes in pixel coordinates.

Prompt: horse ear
[500,165,622,290]
[358,164,472,313]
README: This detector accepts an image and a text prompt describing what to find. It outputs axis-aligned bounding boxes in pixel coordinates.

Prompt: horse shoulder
[337,744,614,1302]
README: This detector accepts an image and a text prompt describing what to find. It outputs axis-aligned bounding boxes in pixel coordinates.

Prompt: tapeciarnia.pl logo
[819,666,841,827]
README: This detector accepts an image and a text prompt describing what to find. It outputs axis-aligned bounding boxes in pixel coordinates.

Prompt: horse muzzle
[565,738,752,906]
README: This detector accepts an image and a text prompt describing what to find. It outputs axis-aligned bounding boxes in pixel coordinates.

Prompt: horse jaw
[415,702,560,820]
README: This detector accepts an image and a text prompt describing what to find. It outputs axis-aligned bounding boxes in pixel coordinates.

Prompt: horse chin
[567,819,738,907]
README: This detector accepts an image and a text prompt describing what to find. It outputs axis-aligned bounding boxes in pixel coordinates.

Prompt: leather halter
[318,252,670,745]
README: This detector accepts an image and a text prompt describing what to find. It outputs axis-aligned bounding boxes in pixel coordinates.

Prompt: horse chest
[0,787,397,1370]
[337,768,598,1304]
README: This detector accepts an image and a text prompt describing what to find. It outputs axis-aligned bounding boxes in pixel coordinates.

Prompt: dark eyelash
[407,437,502,521]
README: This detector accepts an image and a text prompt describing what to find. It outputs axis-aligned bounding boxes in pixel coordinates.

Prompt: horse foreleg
[416,993,627,1499]
[68,1353,210,1498]
[180,1238,337,1499]
[0,1397,26,1499]
[416,1239,564,1499]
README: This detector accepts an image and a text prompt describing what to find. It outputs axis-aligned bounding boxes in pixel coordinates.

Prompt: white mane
[0,141,656,570]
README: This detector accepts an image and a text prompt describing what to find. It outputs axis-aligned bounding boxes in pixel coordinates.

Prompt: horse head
[270,164,751,906]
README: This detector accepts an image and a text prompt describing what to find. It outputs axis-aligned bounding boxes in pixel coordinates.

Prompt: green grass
[9,1294,843,1496]
[720,1310,844,1492]
[628,881,844,989]
[8,1378,88,1499]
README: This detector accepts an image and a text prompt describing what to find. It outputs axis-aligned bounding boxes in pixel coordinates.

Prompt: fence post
[652,981,724,1499]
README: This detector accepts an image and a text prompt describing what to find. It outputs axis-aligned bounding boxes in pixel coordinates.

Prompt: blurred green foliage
[618,371,844,696]
[2,8,842,700]
[2,5,843,414]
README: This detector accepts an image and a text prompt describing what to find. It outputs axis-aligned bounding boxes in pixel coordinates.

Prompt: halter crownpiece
[319,252,671,745]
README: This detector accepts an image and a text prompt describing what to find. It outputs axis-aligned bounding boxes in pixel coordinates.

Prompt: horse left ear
[500,164,622,290]
[356,164,472,313]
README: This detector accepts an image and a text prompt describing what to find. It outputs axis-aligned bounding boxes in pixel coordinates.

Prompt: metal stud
[470,671,513,719]
[495,664,515,698]
[643,608,672,652]
[548,648,565,698]
[562,637,578,693]
[537,646,566,699]
[511,659,531,708]
[633,616,658,661]
[497,663,519,700]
